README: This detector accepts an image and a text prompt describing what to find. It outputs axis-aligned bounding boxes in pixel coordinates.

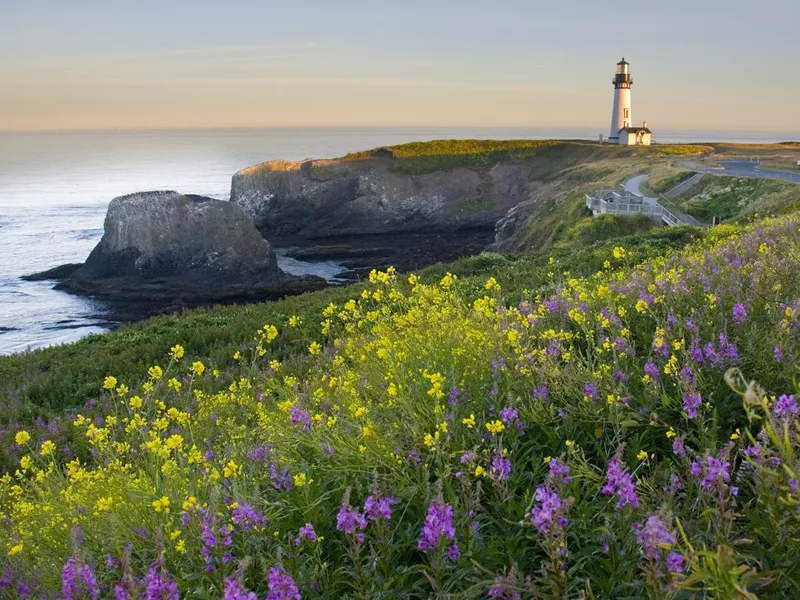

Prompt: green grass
[0,225,702,427]
[676,175,789,223]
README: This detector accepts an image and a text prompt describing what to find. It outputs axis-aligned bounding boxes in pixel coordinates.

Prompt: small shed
[618,122,652,146]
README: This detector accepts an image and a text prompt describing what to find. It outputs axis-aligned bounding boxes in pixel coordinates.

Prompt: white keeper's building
[608,58,651,146]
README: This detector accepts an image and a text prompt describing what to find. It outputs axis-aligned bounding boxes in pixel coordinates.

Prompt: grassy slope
[0,225,700,426]
[1,211,799,597]
[7,139,797,423]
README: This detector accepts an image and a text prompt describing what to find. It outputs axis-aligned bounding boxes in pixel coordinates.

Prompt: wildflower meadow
[1,214,799,598]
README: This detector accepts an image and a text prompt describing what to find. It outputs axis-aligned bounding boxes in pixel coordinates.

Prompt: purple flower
[142,565,179,600]
[499,407,519,426]
[296,523,317,544]
[364,494,396,522]
[774,394,798,419]
[224,577,257,600]
[644,362,661,383]
[583,383,598,402]
[601,457,639,509]
[290,406,312,431]
[688,341,704,364]
[683,391,701,420]
[533,385,548,403]
[336,502,367,536]
[270,464,294,491]
[267,566,301,600]
[774,345,784,363]
[418,499,456,551]
[732,303,747,324]
[230,503,266,530]
[530,485,569,534]
[672,436,688,458]
[490,453,512,482]
[547,458,572,485]
[633,515,677,561]
[691,449,737,500]
[61,557,98,600]
[666,551,685,574]
[489,572,522,600]
[447,544,460,560]
[460,451,474,464]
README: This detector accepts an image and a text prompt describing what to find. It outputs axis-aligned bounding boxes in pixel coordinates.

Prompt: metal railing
[586,193,699,227]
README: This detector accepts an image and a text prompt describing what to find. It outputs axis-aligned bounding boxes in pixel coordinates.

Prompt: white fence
[585,191,698,227]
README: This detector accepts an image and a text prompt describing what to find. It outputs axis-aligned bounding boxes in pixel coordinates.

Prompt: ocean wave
[72,227,104,240]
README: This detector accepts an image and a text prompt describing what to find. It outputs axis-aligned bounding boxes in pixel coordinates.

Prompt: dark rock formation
[78,191,281,284]
[47,191,327,304]
[230,158,532,238]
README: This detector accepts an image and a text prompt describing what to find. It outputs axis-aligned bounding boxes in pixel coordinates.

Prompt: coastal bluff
[229,153,532,238]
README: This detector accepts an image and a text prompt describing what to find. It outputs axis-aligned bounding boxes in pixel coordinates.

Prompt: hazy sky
[1,0,798,132]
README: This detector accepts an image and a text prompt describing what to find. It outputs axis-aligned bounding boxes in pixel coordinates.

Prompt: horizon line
[1,125,799,138]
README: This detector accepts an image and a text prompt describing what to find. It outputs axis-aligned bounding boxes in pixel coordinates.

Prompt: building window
[624,108,630,119]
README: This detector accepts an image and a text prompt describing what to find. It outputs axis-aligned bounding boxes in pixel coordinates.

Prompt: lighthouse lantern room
[608,58,651,146]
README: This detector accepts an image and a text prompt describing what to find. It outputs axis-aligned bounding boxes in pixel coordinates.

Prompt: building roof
[620,126,652,134]
[617,57,629,65]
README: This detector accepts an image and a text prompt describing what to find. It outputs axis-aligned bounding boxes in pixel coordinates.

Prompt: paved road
[623,174,659,205]
[683,160,800,183]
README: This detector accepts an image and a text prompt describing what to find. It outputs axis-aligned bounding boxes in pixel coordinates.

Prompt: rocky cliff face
[77,191,282,285]
[230,157,532,238]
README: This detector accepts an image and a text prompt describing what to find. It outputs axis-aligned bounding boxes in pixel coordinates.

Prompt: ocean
[0,127,797,355]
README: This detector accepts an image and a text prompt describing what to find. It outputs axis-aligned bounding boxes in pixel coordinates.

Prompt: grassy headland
[1,140,799,598]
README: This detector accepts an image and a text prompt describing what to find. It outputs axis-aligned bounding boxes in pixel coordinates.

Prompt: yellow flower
[439,272,457,289]
[543,456,552,463]
[223,460,241,479]
[485,420,505,435]
[14,431,30,446]
[730,428,741,441]
[152,496,170,513]
[462,414,476,428]
[103,376,117,390]
[565,440,574,448]
[666,427,677,439]
[612,246,627,260]
[148,365,163,380]
[485,277,500,291]
[129,396,143,410]
[182,496,197,512]
[233,351,241,361]
[474,465,487,478]
[637,450,648,461]
[293,473,308,487]
[7,542,23,557]
[408,273,418,286]
[288,315,302,327]
[40,440,55,456]
[19,456,31,470]
[191,361,205,376]
[169,344,185,360]
[167,378,182,392]
[635,299,648,313]
[308,342,322,355]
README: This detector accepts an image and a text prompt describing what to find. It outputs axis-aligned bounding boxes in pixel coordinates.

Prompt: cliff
[230,150,537,238]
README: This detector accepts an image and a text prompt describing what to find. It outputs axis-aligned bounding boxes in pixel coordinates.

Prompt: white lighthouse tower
[609,58,632,142]
[607,58,651,146]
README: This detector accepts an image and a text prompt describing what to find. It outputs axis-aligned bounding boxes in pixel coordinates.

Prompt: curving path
[682,160,800,184]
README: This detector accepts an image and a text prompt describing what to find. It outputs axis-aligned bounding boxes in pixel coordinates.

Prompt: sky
[1,0,798,132]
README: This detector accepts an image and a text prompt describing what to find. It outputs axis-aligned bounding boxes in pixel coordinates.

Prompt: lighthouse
[608,58,651,146]
[609,58,632,142]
